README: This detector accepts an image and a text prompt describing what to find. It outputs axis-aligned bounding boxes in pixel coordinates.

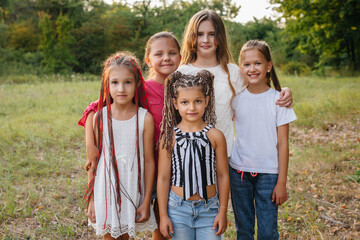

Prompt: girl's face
[240,49,272,89]
[109,66,136,106]
[196,20,217,58]
[173,86,209,123]
[146,37,181,79]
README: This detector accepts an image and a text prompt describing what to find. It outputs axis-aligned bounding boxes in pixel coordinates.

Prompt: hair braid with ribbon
[84,51,149,212]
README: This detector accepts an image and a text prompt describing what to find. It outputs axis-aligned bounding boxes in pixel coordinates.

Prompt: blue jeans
[229,166,279,240]
[167,190,221,240]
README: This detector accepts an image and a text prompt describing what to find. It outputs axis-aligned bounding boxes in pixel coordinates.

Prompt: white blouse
[177,63,245,156]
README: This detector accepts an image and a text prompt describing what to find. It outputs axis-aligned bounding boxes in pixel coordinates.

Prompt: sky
[104,0,280,24]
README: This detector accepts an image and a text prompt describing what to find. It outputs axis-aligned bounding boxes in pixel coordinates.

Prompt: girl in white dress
[85,51,157,240]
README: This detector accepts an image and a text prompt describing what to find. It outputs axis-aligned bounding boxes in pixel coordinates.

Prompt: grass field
[0,74,359,239]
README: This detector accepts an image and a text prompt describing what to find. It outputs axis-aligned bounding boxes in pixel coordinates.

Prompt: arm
[86,112,99,223]
[136,112,155,223]
[276,87,293,108]
[272,124,289,206]
[84,111,97,171]
[157,138,173,239]
[210,130,229,236]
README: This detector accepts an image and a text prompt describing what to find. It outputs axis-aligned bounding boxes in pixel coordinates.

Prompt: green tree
[271,0,360,70]
[39,13,77,73]
[8,21,40,51]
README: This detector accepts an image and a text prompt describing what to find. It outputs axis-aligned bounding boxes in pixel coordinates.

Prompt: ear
[205,95,209,107]
[267,60,273,73]
[172,98,178,110]
[145,57,152,68]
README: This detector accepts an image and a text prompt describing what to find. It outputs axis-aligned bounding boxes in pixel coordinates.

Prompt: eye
[210,32,215,36]
[125,80,132,85]
[243,63,250,67]
[111,80,118,85]
[181,101,188,105]
[256,62,261,65]
[196,100,202,104]
[170,51,177,55]
[197,33,203,36]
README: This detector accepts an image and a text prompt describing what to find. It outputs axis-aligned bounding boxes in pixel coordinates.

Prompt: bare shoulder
[206,127,226,146]
[144,111,154,125]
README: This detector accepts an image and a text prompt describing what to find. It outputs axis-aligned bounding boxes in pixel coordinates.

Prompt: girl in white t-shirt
[229,40,297,240]
[177,9,293,157]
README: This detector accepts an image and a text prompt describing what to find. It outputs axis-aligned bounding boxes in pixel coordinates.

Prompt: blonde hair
[239,40,281,91]
[160,70,216,154]
[144,31,181,79]
[180,9,236,98]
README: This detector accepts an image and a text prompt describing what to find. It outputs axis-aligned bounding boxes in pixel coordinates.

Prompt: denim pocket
[207,200,219,213]
[168,195,179,209]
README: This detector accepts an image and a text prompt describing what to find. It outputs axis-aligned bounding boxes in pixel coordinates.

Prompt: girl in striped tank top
[157,70,229,240]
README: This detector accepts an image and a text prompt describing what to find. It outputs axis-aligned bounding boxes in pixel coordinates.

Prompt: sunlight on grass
[0,75,359,239]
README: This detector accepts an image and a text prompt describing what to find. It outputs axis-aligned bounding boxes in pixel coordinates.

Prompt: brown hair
[160,70,216,154]
[180,10,236,98]
[144,31,181,79]
[85,51,149,210]
[239,40,281,91]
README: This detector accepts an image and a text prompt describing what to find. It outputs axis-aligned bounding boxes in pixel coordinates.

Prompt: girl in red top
[79,32,181,240]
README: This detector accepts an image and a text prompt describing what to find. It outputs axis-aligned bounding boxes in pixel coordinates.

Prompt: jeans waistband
[169,189,218,206]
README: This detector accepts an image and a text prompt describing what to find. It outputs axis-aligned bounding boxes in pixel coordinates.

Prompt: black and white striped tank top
[171,124,216,201]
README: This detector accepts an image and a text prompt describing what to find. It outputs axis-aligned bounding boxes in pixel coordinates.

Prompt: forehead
[241,49,266,61]
[109,66,135,80]
[151,37,179,52]
[198,20,215,32]
[176,86,204,97]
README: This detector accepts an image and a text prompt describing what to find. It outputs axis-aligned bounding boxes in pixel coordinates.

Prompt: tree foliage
[271,0,360,70]
[1,0,358,76]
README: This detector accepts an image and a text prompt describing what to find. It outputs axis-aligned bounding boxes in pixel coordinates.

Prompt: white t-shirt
[177,63,245,157]
[230,88,297,173]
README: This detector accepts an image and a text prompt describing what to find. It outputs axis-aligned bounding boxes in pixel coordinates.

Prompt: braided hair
[84,51,149,211]
[160,70,216,154]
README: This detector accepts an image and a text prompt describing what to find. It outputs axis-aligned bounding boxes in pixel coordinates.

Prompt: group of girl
[79,9,296,240]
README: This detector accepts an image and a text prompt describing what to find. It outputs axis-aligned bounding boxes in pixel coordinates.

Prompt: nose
[118,83,124,92]
[249,64,255,71]
[164,53,170,61]
[189,102,195,110]
[203,34,209,43]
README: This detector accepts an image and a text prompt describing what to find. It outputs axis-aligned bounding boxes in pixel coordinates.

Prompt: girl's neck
[111,102,136,120]
[193,55,218,68]
[247,83,270,94]
[153,74,166,85]
[177,120,207,133]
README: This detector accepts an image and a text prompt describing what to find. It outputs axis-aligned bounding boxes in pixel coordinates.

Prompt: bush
[281,61,311,76]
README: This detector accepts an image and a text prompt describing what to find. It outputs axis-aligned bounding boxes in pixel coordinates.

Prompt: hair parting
[239,40,281,91]
[84,51,149,210]
[160,70,216,154]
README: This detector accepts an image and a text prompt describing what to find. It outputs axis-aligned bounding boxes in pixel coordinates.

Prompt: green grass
[0,74,359,239]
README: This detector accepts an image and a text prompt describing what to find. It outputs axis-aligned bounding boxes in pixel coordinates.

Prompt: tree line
[0,0,358,77]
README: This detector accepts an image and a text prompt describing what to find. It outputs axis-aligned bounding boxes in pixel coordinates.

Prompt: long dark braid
[84,52,149,210]
[160,70,216,154]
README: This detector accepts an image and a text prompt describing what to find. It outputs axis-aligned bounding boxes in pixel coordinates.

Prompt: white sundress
[89,107,157,238]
